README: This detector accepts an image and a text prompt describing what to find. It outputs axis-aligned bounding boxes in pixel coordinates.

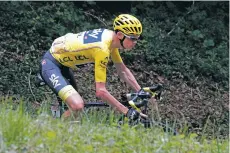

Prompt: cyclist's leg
[39,51,84,119]
[62,67,78,91]
[60,67,79,118]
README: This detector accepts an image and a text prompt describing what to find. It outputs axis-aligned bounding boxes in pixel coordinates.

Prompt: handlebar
[126,84,163,111]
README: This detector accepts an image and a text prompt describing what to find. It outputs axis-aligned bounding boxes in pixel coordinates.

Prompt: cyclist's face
[122,33,139,50]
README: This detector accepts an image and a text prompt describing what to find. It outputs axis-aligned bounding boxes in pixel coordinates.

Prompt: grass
[0,97,229,153]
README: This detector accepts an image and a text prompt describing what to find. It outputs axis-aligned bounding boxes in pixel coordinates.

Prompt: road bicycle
[35,73,178,135]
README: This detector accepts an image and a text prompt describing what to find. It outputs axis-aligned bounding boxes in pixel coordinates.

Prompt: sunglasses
[122,33,140,41]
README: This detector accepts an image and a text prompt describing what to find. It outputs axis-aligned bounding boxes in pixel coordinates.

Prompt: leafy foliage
[0,1,102,99]
[131,1,228,89]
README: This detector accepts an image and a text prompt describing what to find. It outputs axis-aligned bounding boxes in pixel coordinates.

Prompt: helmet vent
[130,27,134,32]
[117,21,124,25]
[123,27,130,32]
[130,20,134,24]
[138,27,141,32]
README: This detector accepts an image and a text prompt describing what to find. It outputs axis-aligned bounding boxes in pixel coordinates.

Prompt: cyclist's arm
[114,63,141,92]
[93,49,128,114]
[95,82,128,114]
[111,48,141,92]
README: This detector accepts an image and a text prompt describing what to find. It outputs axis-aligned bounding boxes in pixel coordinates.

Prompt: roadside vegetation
[0,98,228,153]
[0,1,228,152]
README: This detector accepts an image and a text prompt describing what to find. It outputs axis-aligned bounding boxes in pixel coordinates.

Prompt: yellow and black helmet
[113,14,142,36]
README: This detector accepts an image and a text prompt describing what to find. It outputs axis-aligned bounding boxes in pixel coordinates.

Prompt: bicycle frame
[35,72,162,117]
[36,73,177,134]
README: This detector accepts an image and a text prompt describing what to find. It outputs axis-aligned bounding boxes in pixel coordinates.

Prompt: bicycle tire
[140,118,178,135]
[117,116,178,135]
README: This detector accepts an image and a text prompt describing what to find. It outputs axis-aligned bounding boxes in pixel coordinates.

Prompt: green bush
[130,1,228,89]
[0,1,103,99]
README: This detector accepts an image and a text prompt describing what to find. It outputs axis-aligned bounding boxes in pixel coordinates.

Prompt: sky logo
[49,74,61,88]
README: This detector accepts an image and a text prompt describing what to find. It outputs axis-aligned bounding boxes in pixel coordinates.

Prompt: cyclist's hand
[126,108,140,121]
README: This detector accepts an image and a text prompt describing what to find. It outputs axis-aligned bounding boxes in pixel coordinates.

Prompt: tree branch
[167,0,195,36]
[83,11,108,27]
[28,68,37,102]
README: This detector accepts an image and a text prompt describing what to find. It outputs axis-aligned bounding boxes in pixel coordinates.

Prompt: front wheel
[117,116,178,135]
[140,118,178,135]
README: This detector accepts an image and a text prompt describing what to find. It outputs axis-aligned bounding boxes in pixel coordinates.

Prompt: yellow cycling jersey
[50,28,123,83]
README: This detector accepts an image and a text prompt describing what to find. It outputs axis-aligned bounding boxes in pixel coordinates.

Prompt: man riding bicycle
[39,14,146,120]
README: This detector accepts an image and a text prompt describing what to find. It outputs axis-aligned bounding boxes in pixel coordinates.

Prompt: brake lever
[126,84,163,110]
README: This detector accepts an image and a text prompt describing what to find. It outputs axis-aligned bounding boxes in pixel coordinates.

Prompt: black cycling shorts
[39,51,78,96]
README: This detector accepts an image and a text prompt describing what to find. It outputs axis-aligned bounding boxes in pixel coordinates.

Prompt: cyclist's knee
[68,100,84,111]
[58,85,84,111]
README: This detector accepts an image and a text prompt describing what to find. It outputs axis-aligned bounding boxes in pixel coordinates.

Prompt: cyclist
[39,14,146,120]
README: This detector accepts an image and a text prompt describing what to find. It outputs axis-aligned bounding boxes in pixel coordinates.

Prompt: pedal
[35,73,46,87]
